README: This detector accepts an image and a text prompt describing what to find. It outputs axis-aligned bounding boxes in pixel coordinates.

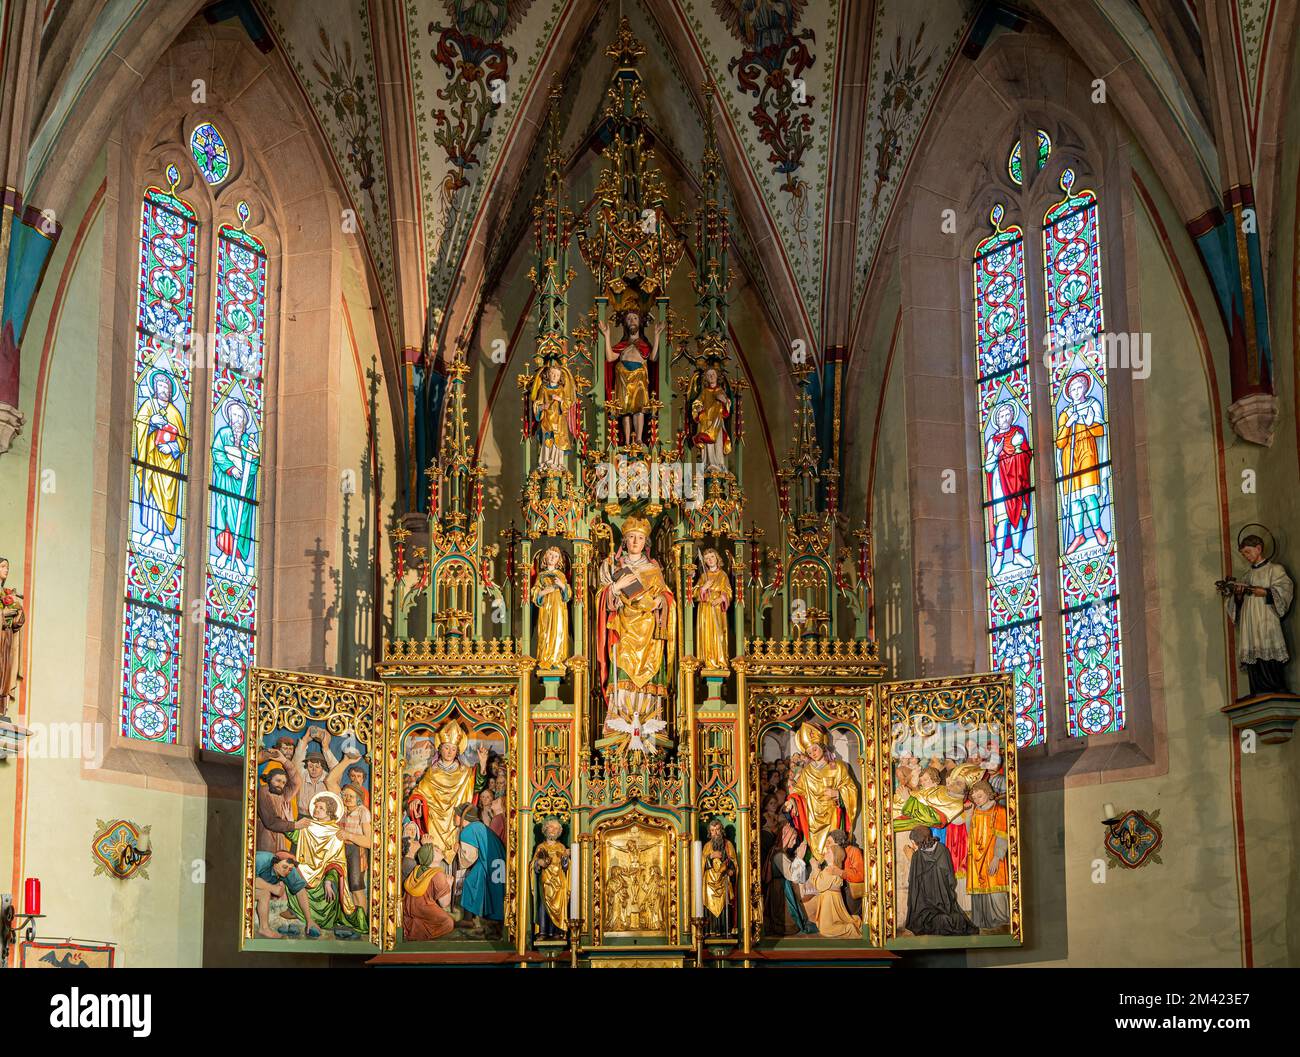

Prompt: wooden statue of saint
[1219,531,1294,698]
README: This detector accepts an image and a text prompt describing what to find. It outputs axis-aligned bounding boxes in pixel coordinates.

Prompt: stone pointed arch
[1028,2,1217,225]
[1245,2,1300,275]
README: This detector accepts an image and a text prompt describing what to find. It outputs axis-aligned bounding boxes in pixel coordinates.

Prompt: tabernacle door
[241,668,386,954]
[878,673,1022,950]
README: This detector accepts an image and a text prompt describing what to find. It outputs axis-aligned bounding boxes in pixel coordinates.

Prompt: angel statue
[687,363,733,473]
[1218,528,1294,698]
[529,358,580,472]
[600,296,664,447]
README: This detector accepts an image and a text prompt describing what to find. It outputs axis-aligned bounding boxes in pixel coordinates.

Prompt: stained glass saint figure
[210,400,260,575]
[133,370,187,552]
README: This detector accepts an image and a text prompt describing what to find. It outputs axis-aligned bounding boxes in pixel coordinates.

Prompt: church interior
[0,0,1297,972]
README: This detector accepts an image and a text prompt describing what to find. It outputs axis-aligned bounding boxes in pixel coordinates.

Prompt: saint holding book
[595,517,677,740]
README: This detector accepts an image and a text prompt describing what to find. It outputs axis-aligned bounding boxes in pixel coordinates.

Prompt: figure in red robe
[600,307,663,447]
[983,401,1033,575]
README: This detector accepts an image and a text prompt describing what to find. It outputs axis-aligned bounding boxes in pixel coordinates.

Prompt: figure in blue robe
[456,805,506,925]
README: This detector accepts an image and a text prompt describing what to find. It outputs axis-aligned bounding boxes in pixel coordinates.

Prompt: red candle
[24,877,40,916]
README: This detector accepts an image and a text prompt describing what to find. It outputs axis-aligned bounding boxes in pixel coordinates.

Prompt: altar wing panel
[242,669,386,953]
[880,673,1022,949]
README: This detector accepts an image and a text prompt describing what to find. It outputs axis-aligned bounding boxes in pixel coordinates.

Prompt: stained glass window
[119,169,197,743]
[973,203,1045,748]
[1007,130,1052,187]
[190,122,231,186]
[200,202,266,755]
[1043,169,1125,737]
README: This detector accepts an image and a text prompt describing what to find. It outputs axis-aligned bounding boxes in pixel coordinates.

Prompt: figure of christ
[595,518,677,739]
[531,818,571,940]
[690,366,733,472]
[1223,534,1294,697]
[599,308,664,446]
[532,546,572,672]
[701,817,738,937]
[210,400,260,575]
[531,361,579,472]
[903,826,977,936]
[784,723,859,864]
[132,370,187,553]
[694,548,733,672]
[284,791,367,938]
[1055,372,1108,556]
[984,402,1033,574]
[407,720,490,867]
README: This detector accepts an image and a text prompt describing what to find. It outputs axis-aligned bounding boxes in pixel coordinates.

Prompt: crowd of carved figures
[888,722,1010,937]
[399,721,509,940]
[253,726,374,940]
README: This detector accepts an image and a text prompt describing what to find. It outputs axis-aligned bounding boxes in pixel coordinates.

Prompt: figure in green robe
[210,400,259,575]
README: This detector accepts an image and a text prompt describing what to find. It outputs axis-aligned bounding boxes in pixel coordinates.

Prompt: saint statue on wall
[687,363,733,473]
[1219,529,1294,698]
[531,817,570,940]
[0,557,25,715]
[529,357,579,472]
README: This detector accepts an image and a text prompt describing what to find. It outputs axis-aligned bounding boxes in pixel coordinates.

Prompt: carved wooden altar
[240,21,1020,966]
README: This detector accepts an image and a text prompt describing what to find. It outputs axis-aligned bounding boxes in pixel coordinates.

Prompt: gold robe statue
[694,558,732,671]
[702,840,736,919]
[532,836,569,934]
[596,520,677,729]
[410,721,480,866]
[532,553,571,673]
[787,724,859,862]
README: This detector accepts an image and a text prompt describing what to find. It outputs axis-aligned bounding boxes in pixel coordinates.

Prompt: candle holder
[0,895,44,967]
[566,917,584,969]
[691,916,706,968]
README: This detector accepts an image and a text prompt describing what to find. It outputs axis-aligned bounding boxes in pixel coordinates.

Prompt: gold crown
[622,516,651,538]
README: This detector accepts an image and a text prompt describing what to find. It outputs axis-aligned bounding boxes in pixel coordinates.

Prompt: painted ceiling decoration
[20,0,1292,451]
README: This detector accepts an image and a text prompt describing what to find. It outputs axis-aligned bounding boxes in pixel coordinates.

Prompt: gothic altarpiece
[241,23,1021,966]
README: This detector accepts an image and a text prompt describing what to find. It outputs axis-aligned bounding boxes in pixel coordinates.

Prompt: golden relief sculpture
[599,824,671,936]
